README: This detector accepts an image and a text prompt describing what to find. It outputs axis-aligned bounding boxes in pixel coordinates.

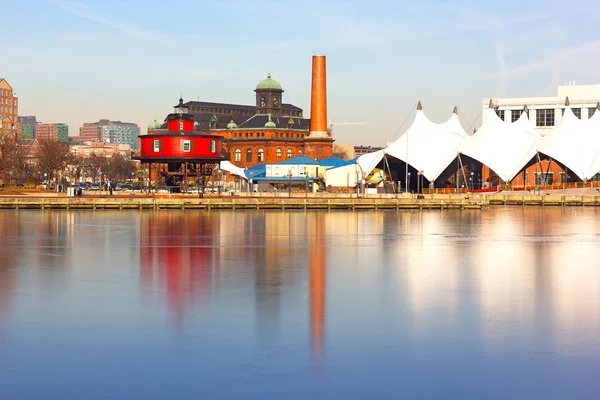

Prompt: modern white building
[484,84,600,136]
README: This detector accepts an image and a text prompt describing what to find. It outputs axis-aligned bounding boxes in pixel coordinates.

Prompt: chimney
[309,55,328,138]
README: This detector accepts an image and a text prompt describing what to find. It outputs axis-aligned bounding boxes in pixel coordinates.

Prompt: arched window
[276,148,282,157]
[234,149,241,162]
[258,148,264,162]
[246,149,252,162]
[298,149,303,156]
[260,97,266,107]
[287,149,292,158]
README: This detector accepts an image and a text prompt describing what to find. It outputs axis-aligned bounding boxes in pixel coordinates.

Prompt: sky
[2,0,600,146]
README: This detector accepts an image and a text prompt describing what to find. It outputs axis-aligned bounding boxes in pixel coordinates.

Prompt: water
[0,208,599,399]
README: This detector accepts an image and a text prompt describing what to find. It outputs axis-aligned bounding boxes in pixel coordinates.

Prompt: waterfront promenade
[1,188,600,210]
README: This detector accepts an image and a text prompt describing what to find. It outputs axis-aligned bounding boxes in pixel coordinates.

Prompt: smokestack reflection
[308,212,327,361]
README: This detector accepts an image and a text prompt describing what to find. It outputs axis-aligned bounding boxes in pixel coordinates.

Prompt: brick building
[147,60,334,169]
[78,120,140,150]
[0,78,19,138]
[36,123,69,142]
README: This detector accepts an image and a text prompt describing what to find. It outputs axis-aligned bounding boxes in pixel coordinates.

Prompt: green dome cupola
[148,120,161,130]
[256,74,283,91]
[227,118,238,129]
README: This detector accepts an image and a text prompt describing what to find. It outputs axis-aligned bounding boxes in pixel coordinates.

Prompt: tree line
[0,136,138,187]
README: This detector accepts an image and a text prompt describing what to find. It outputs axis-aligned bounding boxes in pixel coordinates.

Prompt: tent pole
[383,155,393,194]
[544,158,552,188]
[536,152,546,186]
[458,154,469,193]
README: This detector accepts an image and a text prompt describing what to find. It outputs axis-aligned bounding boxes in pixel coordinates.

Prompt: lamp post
[346,172,350,192]
[470,171,475,191]
[560,171,565,190]
[249,172,253,196]
[288,169,292,197]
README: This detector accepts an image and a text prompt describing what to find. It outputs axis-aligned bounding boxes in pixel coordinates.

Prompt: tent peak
[453,106,458,114]
[565,96,570,106]
[597,102,600,110]
[523,105,529,113]
[488,99,494,109]
[417,101,423,111]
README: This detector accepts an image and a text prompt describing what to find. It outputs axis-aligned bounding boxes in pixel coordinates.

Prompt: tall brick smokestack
[309,55,328,138]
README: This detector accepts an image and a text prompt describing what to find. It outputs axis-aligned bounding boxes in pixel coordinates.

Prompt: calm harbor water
[0,208,599,399]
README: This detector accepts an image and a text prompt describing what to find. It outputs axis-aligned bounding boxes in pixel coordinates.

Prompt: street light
[249,172,254,195]
[288,169,293,197]
[470,171,475,191]
[407,172,411,193]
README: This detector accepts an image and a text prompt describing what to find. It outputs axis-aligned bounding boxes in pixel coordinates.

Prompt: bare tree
[106,156,137,182]
[0,136,30,185]
[35,138,72,183]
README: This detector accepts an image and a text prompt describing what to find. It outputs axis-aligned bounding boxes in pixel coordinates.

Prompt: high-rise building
[0,78,19,138]
[36,123,69,142]
[19,116,37,140]
[79,123,100,141]
[81,120,139,150]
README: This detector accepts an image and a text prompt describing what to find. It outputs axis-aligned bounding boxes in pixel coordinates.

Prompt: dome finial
[417,101,423,111]
[264,114,276,128]
[565,96,570,106]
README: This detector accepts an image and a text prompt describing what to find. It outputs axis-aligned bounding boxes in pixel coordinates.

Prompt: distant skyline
[3,0,600,146]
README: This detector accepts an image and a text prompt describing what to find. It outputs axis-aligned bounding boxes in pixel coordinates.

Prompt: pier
[1,192,600,210]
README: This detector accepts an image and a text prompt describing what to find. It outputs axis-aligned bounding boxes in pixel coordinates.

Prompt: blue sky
[3,0,600,145]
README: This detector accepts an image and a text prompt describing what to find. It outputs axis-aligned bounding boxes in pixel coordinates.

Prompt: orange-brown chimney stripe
[309,55,328,136]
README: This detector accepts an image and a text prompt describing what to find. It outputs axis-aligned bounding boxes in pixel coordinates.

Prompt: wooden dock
[0,193,598,210]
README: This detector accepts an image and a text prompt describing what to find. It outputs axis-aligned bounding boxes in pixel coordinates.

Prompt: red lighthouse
[135,98,226,192]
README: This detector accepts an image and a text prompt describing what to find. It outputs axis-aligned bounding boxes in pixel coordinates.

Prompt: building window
[210,140,216,152]
[235,149,241,162]
[535,172,554,185]
[536,109,555,127]
[276,148,282,157]
[181,139,191,152]
[563,108,582,119]
[258,148,264,162]
[153,140,161,152]
[589,107,596,118]
[298,149,303,156]
[495,109,504,121]
[287,149,292,158]
[260,97,266,107]
[246,148,252,162]
[511,110,523,122]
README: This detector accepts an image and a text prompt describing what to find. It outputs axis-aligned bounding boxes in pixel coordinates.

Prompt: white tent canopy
[356,149,385,177]
[384,107,469,182]
[538,105,600,181]
[219,161,247,180]
[458,108,540,183]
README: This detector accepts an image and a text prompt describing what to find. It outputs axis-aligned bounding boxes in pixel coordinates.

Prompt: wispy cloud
[489,40,600,79]
[494,44,508,96]
[47,0,147,38]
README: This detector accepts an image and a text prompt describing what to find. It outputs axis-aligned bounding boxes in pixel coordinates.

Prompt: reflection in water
[0,208,599,398]
[309,213,327,361]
